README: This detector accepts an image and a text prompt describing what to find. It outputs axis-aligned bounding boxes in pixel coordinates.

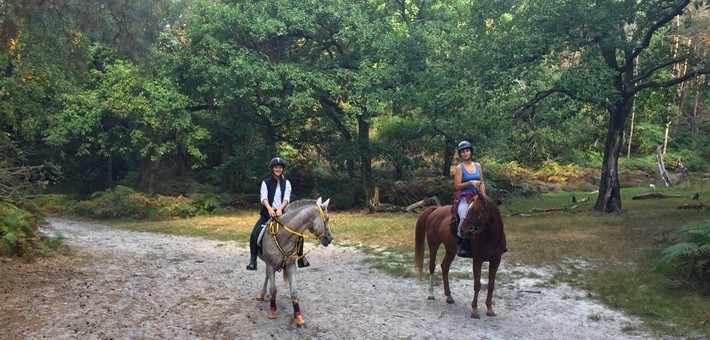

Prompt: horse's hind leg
[427,244,438,300]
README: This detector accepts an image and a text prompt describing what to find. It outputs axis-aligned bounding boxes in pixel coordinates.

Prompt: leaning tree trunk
[594,99,633,213]
[358,111,375,204]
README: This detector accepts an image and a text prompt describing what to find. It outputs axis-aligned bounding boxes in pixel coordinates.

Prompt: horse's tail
[414,206,437,281]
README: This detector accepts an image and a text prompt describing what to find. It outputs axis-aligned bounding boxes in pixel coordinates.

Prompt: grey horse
[255,197,333,327]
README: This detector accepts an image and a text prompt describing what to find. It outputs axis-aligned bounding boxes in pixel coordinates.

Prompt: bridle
[268,203,330,271]
[460,197,507,257]
[460,197,488,238]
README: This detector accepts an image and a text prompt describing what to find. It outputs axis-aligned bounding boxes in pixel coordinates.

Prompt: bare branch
[628,0,690,63]
[0,164,60,199]
[631,57,687,83]
[631,68,710,93]
[515,87,611,117]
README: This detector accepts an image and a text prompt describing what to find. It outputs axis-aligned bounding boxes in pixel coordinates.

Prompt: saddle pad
[256,224,267,247]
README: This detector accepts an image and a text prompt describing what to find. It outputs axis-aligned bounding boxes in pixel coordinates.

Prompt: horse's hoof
[487,311,496,317]
[445,296,455,304]
[470,313,481,319]
[295,315,306,328]
[427,296,435,300]
[256,293,265,301]
[268,311,277,319]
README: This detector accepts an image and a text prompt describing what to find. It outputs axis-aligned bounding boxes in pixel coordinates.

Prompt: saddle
[255,222,270,254]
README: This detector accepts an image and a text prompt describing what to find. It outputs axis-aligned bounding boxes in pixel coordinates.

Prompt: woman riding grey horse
[256,197,333,327]
[246,157,309,270]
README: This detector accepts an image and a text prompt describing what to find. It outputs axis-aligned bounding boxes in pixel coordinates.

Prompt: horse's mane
[283,199,318,217]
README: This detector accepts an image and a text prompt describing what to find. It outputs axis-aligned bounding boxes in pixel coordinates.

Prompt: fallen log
[677,203,709,210]
[531,205,578,213]
[632,192,682,200]
[369,203,407,213]
[510,205,578,215]
[405,196,441,212]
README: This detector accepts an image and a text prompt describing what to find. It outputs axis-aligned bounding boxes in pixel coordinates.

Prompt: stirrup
[297,257,310,268]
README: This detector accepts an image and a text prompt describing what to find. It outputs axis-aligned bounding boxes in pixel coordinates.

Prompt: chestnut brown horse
[414,197,507,318]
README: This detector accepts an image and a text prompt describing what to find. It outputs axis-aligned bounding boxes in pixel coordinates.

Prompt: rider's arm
[454,165,466,190]
[275,180,291,216]
[260,181,275,216]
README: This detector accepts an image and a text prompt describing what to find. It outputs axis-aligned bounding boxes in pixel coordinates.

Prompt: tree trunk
[106,155,113,185]
[358,110,375,204]
[136,158,153,193]
[441,139,454,177]
[594,100,632,212]
[662,120,671,154]
[219,134,233,192]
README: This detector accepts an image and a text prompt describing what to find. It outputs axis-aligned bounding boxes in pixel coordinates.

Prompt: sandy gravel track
[0,218,653,339]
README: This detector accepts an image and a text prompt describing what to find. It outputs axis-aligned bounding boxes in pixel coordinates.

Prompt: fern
[659,220,710,283]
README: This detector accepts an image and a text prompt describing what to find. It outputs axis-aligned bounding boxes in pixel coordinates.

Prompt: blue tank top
[459,162,481,194]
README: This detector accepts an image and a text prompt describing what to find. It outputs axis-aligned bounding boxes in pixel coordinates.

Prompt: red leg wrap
[270,295,277,311]
[292,301,301,317]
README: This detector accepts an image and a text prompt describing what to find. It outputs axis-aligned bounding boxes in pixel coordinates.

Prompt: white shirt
[260,179,292,209]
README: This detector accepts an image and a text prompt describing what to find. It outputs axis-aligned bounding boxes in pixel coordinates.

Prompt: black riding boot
[457,237,471,258]
[297,238,309,268]
[246,224,262,271]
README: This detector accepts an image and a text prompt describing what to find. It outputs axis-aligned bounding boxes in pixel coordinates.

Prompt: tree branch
[631,57,687,83]
[628,0,690,63]
[515,87,611,117]
[631,68,710,93]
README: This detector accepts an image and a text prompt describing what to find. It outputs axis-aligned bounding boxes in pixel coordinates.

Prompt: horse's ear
[322,198,330,210]
[316,197,322,205]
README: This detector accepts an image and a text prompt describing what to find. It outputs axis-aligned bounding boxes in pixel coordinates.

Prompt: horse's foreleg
[441,251,456,304]
[286,266,306,328]
[268,268,278,319]
[470,259,483,319]
[485,259,501,317]
[257,268,269,301]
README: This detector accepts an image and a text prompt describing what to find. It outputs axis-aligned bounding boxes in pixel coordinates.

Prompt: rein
[461,198,507,257]
[268,203,329,271]
[461,198,488,238]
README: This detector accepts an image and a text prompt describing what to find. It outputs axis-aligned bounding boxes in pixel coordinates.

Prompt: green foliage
[372,116,436,177]
[75,186,154,219]
[0,201,61,258]
[72,186,235,220]
[659,220,710,288]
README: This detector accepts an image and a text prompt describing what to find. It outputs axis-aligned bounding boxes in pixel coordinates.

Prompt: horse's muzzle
[321,231,333,247]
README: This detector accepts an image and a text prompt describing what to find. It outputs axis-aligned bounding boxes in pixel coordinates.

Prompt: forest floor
[1,218,658,339]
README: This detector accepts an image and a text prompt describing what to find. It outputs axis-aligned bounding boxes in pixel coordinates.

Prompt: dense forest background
[1,0,709,212]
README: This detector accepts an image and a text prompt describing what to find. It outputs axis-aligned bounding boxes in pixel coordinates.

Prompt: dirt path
[0,218,654,339]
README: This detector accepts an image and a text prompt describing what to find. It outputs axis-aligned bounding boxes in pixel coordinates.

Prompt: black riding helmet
[269,157,286,168]
[457,140,473,155]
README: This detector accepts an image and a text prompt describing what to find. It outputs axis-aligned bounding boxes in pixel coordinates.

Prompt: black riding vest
[260,175,287,219]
